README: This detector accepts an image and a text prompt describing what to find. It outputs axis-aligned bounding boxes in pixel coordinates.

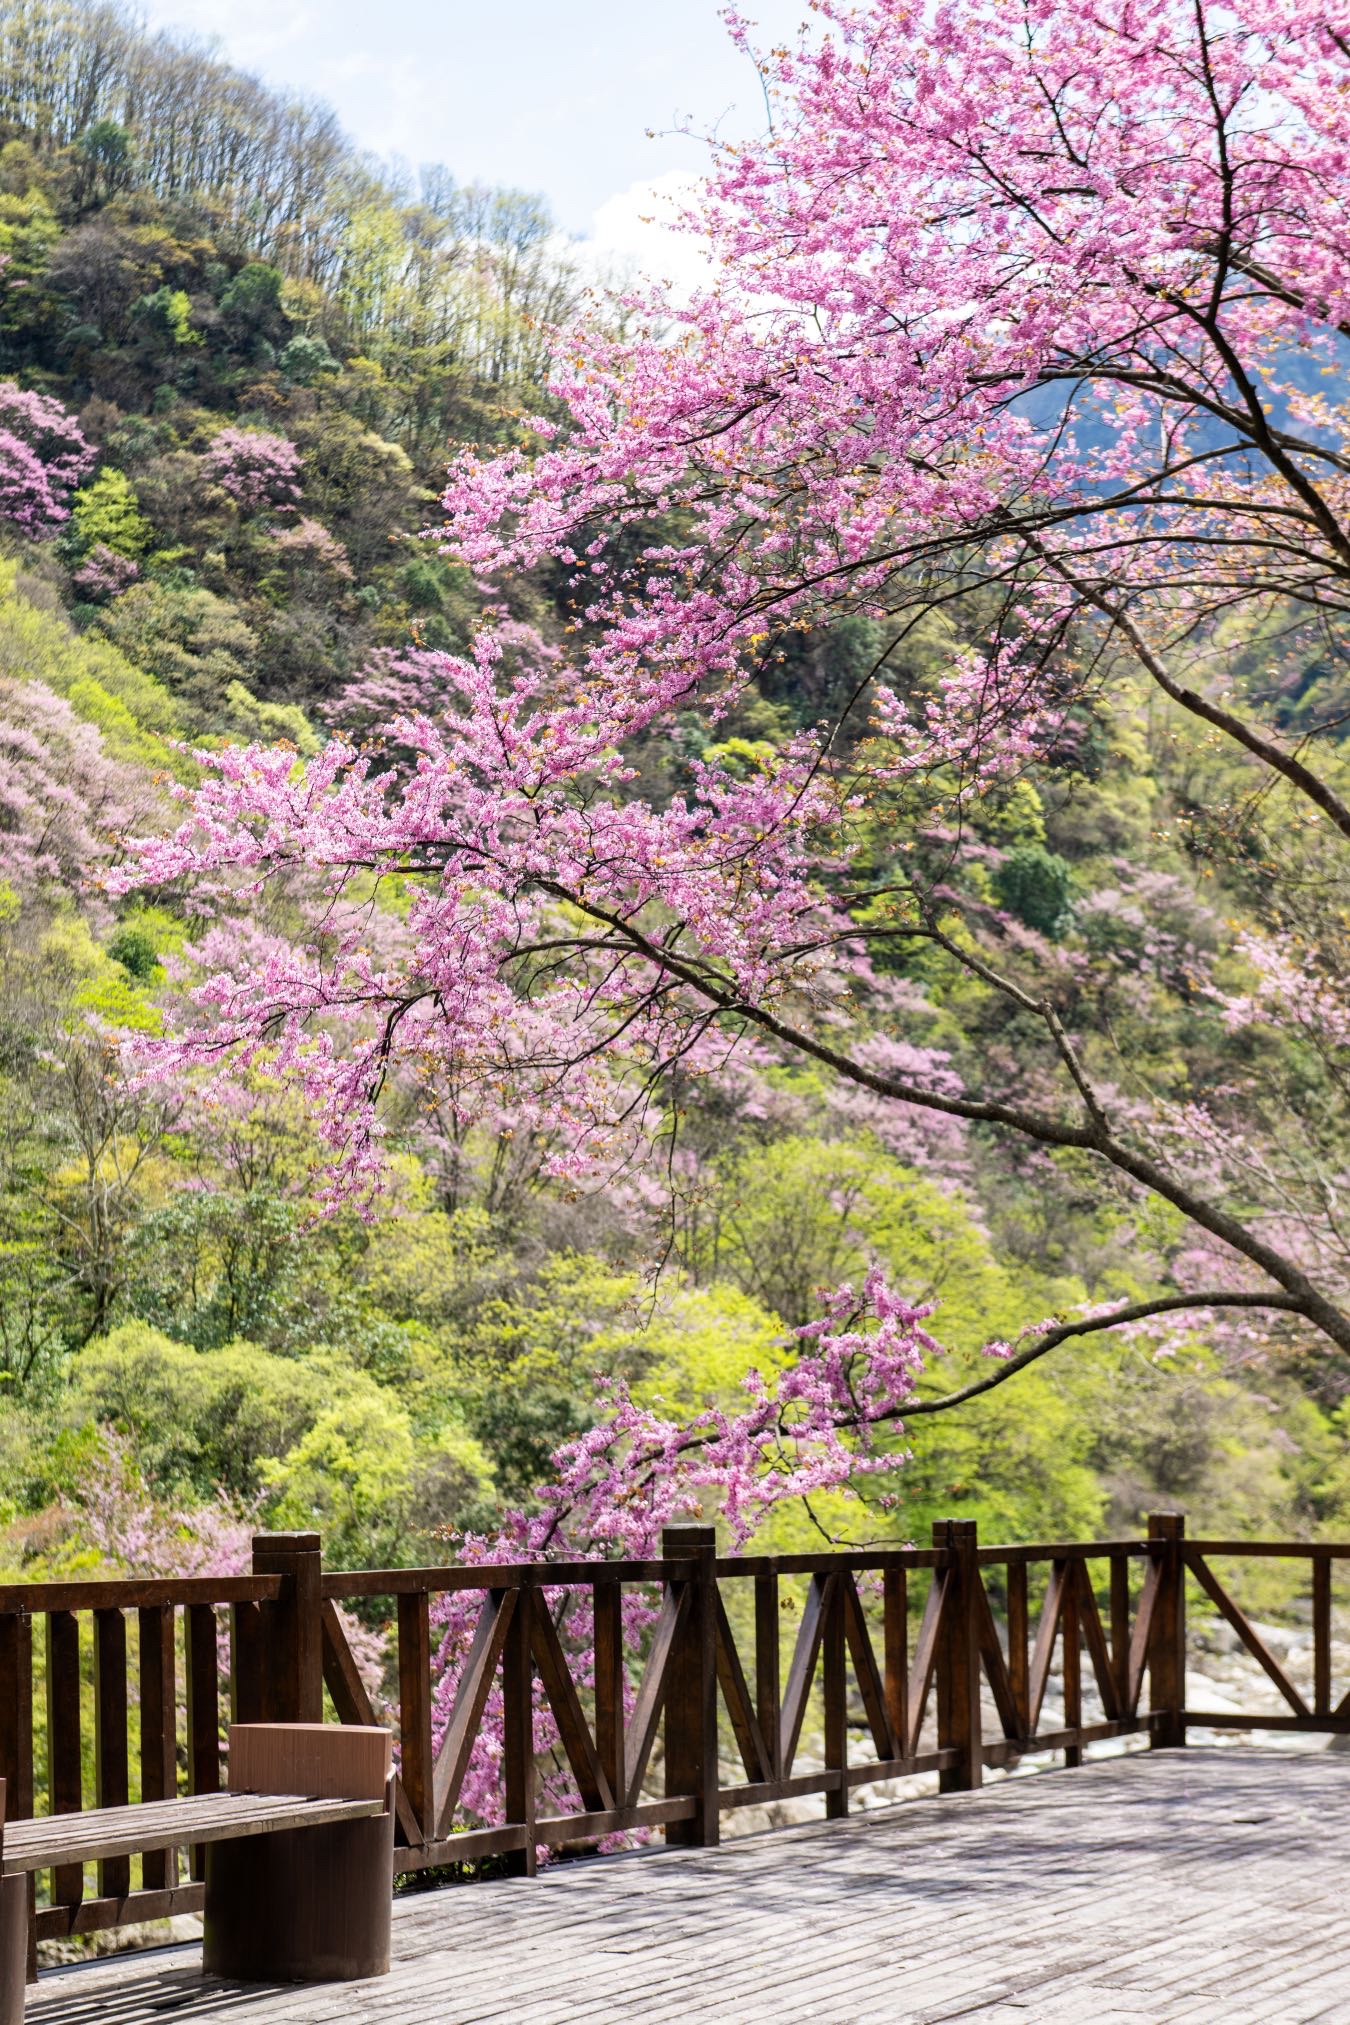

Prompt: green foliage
[105,924,158,981]
[71,468,152,559]
[132,285,198,349]
[993,843,1074,936]
[279,333,338,385]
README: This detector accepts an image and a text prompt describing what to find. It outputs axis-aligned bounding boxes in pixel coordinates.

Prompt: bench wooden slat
[1,1791,383,1873]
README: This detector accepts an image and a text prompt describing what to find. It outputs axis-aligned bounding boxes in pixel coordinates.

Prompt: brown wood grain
[1126,1556,1161,1717]
[46,1610,84,1911]
[139,1604,178,1889]
[396,1592,435,1842]
[530,1600,614,1813]
[1006,1562,1029,1737]
[780,1573,832,1775]
[229,1599,264,1726]
[1312,1554,1332,1717]
[1028,1561,1068,1736]
[822,1572,848,1820]
[907,1570,947,1756]
[500,1584,536,1877]
[0,1613,33,1824]
[93,1609,129,1898]
[228,1723,391,1801]
[4,1791,383,1873]
[592,1579,626,1808]
[1075,1561,1123,1723]
[624,1584,687,1807]
[1110,1554,1130,1715]
[661,1527,719,1849]
[755,1567,782,1783]
[841,1572,895,1762]
[714,1591,771,1784]
[1148,1515,1187,1750]
[883,1566,907,1764]
[185,1602,220,1881]
[431,1588,518,1837]
[1061,1560,1082,1768]
[974,1578,1021,1742]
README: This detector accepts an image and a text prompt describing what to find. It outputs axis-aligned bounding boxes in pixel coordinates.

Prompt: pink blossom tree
[0,382,94,534]
[0,677,138,893]
[120,0,1350,1484]
[203,427,302,514]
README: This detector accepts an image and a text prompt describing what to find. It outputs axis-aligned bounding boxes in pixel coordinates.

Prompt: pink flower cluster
[0,382,94,535]
[74,542,140,600]
[424,1267,939,1832]
[204,427,302,513]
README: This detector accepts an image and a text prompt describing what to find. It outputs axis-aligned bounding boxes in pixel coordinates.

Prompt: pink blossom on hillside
[271,515,351,578]
[204,427,302,513]
[0,677,138,893]
[115,1,1350,1391]
[74,542,139,600]
[0,384,93,534]
[0,382,93,489]
[0,428,68,532]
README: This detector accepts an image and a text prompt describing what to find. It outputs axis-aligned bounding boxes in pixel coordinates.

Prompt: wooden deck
[25,1746,1349,2023]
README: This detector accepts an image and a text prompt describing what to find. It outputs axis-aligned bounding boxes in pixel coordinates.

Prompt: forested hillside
[1,0,1346,1600]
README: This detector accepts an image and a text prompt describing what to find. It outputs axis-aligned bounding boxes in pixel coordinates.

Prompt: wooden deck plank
[22,1747,1350,2023]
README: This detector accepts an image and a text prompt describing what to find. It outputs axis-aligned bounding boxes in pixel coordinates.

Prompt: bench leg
[0,1875,27,2025]
[203,1809,393,1984]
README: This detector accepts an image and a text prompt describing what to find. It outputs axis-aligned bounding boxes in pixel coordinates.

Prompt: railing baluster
[755,1564,781,1782]
[2,1608,37,1980]
[139,1605,178,1889]
[93,1607,130,1899]
[502,1582,536,1877]
[593,1578,626,1807]
[1007,1561,1029,1737]
[46,1610,84,1913]
[1061,1564,1082,1768]
[229,1600,264,1724]
[1110,1553,1130,1715]
[185,1603,220,1882]
[884,1566,907,1763]
[823,1573,848,1818]
[935,1519,982,1792]
[662,1526,719,1849]
[397,1592,434,1846]
[0,1610,33,1822]
[1148,1512,1187,1750]
[1313,1553,1331,1717]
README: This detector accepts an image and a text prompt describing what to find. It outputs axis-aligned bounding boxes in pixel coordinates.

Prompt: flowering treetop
[203,427,302,513]
[120,0,1350,1429]
[0,381,94,534]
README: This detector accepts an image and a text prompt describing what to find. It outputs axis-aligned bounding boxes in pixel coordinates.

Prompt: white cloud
[582,171,716,305]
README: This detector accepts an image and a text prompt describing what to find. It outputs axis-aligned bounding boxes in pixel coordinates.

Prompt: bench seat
[0,1728,396,2013]
[0,1791,385,1874]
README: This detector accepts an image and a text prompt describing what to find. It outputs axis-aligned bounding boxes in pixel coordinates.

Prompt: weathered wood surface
[24,1747,1350,2023]
[2,1794,384,1873]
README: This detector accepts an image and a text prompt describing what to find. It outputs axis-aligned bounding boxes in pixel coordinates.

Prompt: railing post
[1147,1512,1186,1749]
[662,1523,719,1848]
[251,1531,324,1723]
[935,1518,983,1793]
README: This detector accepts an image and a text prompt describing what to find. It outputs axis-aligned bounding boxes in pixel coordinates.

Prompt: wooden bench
[0,1725,394,2018]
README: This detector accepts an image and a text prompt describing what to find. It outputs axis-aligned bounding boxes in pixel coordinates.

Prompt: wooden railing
[1,1513,1344,1944]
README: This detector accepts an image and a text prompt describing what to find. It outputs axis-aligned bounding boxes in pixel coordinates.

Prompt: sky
[132,0,812,250]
